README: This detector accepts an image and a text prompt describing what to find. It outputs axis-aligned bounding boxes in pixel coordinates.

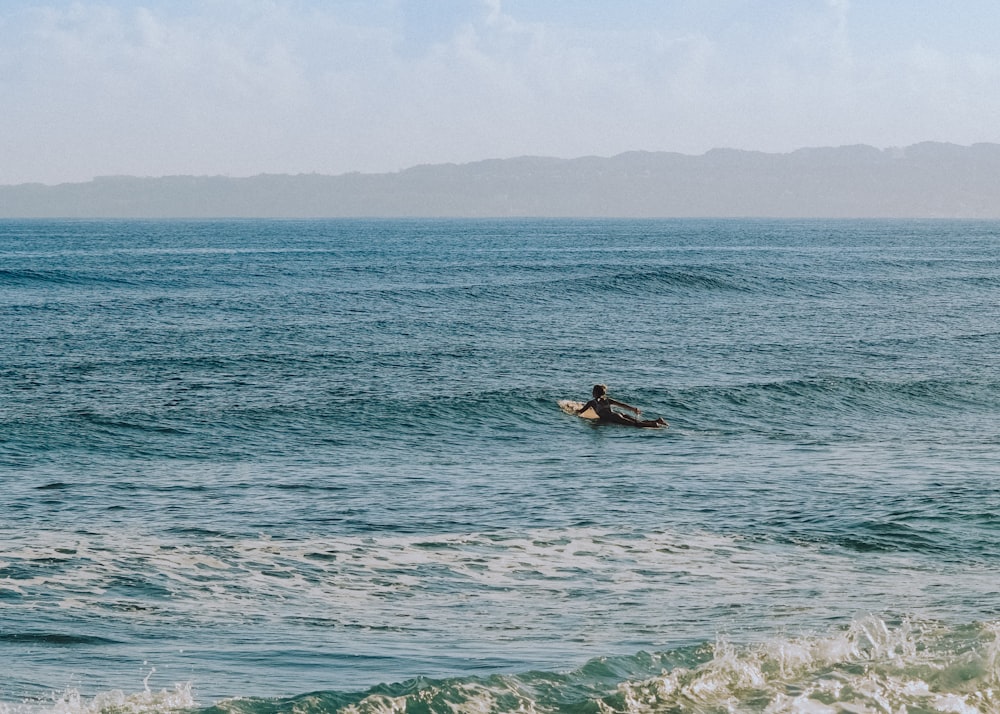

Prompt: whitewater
[2,218,1000,713]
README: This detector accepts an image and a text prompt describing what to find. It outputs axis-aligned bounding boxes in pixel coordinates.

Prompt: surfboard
[558,399,599,419]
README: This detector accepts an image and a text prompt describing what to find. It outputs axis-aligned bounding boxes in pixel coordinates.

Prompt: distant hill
[3,142,1000,218]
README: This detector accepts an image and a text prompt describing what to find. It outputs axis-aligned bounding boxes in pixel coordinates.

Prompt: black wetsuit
[581,396,628,423]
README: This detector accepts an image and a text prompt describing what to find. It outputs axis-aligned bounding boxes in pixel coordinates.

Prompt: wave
[471,262,997,301]
[660,375,1000,434]
[247,375,1000,438]
[600,267,759,295]
[0,268,131,288]
[0,632,121,646]
[14,617,1000,714]
[5,374,998,466]
[0,264,259,293]
[321,263,855,304]
[4,681,196,714]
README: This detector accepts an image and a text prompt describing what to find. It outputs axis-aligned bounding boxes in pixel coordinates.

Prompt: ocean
[2,218,1000,713]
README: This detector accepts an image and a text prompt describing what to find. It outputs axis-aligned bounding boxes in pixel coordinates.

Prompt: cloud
[3,0,1000,184]
[0,1,740,181]
[2,2,335,181]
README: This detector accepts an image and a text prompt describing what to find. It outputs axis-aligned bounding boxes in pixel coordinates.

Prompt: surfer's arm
[608,398,641,414]
[577,399,597,414]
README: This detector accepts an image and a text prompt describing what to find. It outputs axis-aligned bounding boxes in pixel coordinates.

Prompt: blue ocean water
[2,218,1000,713]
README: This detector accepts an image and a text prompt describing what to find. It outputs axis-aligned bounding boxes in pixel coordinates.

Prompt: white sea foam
[156,617,1000,714]
[8,616,1000,714]
[598,617,1000,714]
[0,683,195,714]
[2,525,997,640]
[4,524,1000,707]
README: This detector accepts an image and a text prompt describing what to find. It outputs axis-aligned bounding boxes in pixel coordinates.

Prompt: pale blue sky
[3,0,1000,184]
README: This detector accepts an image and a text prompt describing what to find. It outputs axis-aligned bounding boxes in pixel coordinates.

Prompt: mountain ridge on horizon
[3,141,1000,218]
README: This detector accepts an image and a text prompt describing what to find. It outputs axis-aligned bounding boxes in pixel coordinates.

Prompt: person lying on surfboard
[578,384,668,428]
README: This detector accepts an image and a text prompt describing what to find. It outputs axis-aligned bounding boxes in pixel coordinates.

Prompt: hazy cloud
[3,0,1000,184]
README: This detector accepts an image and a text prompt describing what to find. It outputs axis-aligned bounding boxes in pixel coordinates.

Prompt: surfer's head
[592,384,607,398]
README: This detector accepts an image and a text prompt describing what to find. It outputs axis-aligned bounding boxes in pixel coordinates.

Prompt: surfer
[577,384,668,428]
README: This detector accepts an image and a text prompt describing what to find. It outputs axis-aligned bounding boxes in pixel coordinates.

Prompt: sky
[3,0,1000,185]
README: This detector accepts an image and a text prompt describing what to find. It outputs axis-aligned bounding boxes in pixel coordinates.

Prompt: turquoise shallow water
[2,218,1000,713]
